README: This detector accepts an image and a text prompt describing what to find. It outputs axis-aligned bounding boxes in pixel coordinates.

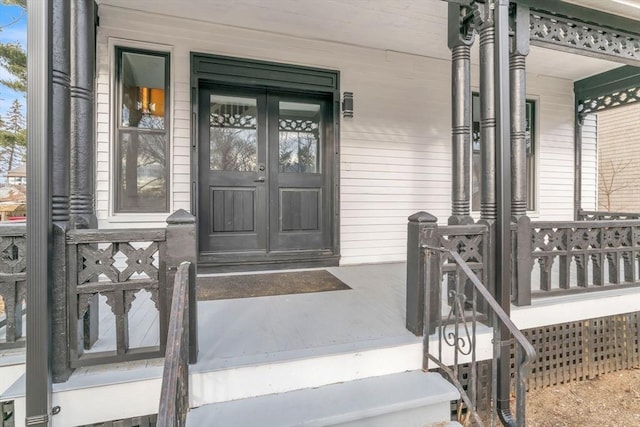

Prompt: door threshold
[197,253,339,274]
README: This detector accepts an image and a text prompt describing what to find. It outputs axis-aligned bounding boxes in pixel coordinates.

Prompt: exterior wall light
[342,92,354,118]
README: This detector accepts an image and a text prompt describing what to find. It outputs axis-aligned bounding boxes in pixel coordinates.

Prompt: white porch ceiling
[565,0,640,20]
[98,0,633,81]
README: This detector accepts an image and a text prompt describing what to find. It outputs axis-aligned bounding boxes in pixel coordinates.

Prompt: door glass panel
[210,95,258,171]
[279,101,320,173]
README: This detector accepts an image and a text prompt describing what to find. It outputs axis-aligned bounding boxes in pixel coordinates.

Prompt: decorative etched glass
[279,101,320,173]
[209,95,258,171]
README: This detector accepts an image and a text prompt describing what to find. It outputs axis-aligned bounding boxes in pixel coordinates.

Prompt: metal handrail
[157,261,191,427]
[423,245,536,427]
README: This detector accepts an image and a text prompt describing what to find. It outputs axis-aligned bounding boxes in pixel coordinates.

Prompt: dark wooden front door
[198,87,333,260]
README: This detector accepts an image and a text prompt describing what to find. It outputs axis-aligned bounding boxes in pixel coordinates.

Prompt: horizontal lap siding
[529,75,576,221]
[95,6,578,265]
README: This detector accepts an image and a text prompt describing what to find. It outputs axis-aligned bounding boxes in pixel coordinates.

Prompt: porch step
[0,349,25,397]
[186,370,459,427]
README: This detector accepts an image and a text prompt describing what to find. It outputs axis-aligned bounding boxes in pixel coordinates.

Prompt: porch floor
[193,262,418,372]
[3,262,420,395]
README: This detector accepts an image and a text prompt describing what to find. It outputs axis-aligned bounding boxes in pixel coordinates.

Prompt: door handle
[254,177,266,182]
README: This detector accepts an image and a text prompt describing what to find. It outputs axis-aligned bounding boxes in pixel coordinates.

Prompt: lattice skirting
[522,311,640,390]
[437,311,640,418]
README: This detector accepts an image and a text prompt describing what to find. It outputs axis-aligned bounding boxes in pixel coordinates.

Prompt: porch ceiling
[98,0,629,81]
[564,0,640,20]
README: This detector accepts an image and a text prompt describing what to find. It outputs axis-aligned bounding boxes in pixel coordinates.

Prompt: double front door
[198,86,334,258]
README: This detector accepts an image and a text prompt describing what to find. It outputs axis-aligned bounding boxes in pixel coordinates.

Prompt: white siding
[95,6,581,265]
[581,114,598,211]
[528,75,577,221]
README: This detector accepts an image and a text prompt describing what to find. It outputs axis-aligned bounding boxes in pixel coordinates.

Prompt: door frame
[190,53,340,272]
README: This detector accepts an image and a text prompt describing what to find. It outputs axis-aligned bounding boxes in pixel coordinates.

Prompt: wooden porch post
[475,2,497,222]
[70,0,100,351]
[50,0,74,384]
[511,4,532,307]
[70,0,97,230]
[510,4,530,219]
[448,3,475,225]
[406,212,438,336]
[165,210,199,363]
[473,1,497,304]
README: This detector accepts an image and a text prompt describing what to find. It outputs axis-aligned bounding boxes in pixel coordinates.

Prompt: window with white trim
[471,93,536,211]
[115,47,170,213]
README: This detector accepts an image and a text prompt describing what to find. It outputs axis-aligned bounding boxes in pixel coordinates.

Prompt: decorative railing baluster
[0,224,27,349]
[527,219,640,299]
[67,228,167,367]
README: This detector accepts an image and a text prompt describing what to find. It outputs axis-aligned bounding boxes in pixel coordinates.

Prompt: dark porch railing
[407,212,535,426]
[157,261,193,427]
[64,209,198,370]
[66,227,169,366]
[424,247,535,427]
[577,209,640,221]
[526,219,640,299]
[0,223,27,350]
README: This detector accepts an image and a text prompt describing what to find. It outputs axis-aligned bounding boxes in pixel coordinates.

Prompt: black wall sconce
[342,92,354,118]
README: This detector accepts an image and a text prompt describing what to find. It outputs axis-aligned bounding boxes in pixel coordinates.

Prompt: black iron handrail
[423,245,536,427]
[157,261,191,427]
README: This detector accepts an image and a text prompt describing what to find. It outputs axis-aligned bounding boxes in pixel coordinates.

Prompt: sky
[0,3,27,120]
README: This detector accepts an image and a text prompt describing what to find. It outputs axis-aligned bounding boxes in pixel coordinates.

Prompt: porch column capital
[447,2,476,50]
[510,3,530,57]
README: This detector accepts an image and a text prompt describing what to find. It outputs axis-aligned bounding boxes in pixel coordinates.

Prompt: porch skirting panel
[521,311,640,390]
[440,311,640,419]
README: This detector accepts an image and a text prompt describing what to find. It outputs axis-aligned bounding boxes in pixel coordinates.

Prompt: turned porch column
[70,0,100,359]
[51,0,73,383]
[475,2,497,221]
[510,4,530,219]
[70,0,97,229]
[448,3,475,225]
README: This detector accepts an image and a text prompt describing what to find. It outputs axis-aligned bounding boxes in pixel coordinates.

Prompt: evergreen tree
[0,99,26,173]
[0,0,26,93]
[0,1,27,179]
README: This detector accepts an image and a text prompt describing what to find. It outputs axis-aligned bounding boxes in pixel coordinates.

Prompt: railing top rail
[157,261,191,427]
[531,219,640,228]
[424,244,536,363]
[67,228,166,244]
[0,223,27,236]
[578,209,640,216]
[438,224,489,235]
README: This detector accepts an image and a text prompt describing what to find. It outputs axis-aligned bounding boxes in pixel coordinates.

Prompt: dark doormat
[197,270,351,300]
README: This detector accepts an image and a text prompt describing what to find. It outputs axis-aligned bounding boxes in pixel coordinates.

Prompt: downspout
[26,0,53,425]
[494,0,516,425]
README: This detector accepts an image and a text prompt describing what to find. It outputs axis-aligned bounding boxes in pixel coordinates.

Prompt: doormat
[197,270,351,300]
